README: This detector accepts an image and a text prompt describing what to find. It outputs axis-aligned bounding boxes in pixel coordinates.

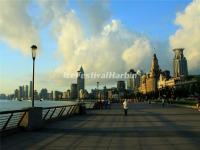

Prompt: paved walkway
[1,103,200,150]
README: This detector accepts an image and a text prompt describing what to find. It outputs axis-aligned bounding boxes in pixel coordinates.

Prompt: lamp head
[31,45,37,59]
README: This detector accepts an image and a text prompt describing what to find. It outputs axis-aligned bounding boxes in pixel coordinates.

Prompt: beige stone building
[139,54,160,94]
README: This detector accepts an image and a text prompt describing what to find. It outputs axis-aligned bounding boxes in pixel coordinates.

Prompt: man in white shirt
[123,99,128,116]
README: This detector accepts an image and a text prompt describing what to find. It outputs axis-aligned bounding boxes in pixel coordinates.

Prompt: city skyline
[0,48,197,100]
[1,1,200,149]
[1,0,200,94]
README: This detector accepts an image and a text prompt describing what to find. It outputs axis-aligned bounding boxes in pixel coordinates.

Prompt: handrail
[0,108,29,114]
[42,104,79,121]
[0,109,29,132]
[0,102,95,133]
[42,104,78,110]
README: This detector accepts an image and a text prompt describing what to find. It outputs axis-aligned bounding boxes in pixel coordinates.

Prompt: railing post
[58,107,66,117]
[66,106,73,116]
[18,112,27,126]
[2,113,13,130]
[43,109,50,120]
[70,106,76,116]
[70,105,80,116]
[50,108,57,119]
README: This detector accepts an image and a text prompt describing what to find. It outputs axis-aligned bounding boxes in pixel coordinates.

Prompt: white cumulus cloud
[170,0,200,74]
[77,0,111,35]
[0,0,156,89]
[52,10,153,86]
[122,38,152,70]
[0,0,39,55]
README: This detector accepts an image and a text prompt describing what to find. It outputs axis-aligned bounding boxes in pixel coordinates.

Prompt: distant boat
[40,98,44,101]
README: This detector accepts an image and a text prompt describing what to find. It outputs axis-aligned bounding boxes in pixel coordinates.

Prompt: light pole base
[20,107,43,130]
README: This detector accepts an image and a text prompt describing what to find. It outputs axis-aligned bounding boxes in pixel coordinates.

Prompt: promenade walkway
[1,103,200,150]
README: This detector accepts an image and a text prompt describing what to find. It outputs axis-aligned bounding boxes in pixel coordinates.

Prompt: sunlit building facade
[173,48,188,77]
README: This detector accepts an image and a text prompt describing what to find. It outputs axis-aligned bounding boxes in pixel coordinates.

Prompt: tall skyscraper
[127,69,135,90]
[22,86,25,98]
[29,81,33,99]
[150,54,160,79]
[19,86,23,99]
[25,85,28,99]
[173,48,188,77]
[149,54,160,92]
[14,89,19,100]
[77,66,85,98]
[71,83,78,99]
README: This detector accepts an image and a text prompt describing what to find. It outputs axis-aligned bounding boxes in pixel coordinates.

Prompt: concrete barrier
[20,107,43,130]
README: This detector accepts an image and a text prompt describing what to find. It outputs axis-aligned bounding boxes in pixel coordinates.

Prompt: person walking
[123,99,128,116]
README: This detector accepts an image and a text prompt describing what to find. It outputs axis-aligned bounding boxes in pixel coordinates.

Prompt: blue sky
[0,0,196,94]
[109,0,190,40]
[69,0,191,39]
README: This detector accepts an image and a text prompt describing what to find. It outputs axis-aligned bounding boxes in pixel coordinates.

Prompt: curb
[174,104,196,109]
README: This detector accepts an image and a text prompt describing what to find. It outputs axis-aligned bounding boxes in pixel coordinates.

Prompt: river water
[0,100,77,112]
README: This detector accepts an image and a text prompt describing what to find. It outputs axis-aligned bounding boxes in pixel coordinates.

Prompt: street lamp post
[31,45,37,107]
[97,81,99,100]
